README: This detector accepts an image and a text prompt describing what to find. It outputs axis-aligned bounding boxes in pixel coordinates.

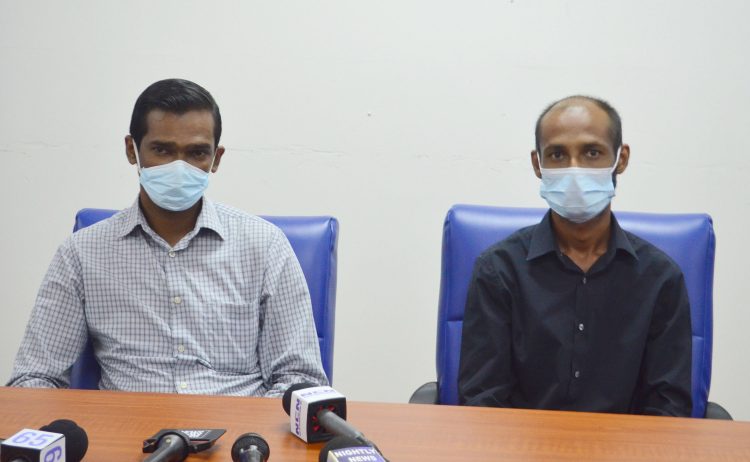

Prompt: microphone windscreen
[282,382,316,415]
[319,436,373,462]
[39,419,89,462]
[231,432,270,462]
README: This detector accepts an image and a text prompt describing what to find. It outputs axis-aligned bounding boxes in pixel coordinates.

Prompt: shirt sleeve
[632,269,693,417]
[6,238,88,388]
[458,253,515,407]
[258,230,329,397]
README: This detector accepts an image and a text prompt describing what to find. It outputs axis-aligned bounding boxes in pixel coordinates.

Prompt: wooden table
[1,387,750,461]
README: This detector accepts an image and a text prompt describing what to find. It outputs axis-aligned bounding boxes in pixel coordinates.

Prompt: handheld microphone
[1,419,88,462]
[319,436,386,462]
[282,384,383,453]
[282,383,347,443]
[231,433,270,462]
[142,428,226,462]
[142,431,189,462]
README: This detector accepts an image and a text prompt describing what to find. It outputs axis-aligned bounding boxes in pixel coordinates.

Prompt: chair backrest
[69,208,338,389]
[436,204,714,418]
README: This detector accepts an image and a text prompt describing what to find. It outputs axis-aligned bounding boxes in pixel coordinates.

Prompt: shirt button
[180,382,187,390]
[173,296,182,305]
[177,345,185,353]
[582,276,587,284]
[168,250,176,258]
[574,370,581,378]
[578,323,585,332]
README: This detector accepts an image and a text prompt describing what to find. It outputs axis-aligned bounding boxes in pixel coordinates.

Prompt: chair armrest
[704,401,732,420]
[409,381,438,404]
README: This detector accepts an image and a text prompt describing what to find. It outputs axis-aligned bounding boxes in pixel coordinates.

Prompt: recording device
[282,383,347,443]
[282,383,385,460]
[1,419,88,462]
[142,428,226,462]
[319,436,386,462]
[231,433,270,462]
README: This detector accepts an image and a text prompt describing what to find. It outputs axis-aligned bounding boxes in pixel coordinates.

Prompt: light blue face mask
[539,149,620,224]
[134,143,215,212]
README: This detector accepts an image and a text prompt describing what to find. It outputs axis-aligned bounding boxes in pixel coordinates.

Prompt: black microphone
[1,419,88,462]
[143,431,190,462]
[231,433,270,462]
[39,420,88,462]
[319,436,386,462]
[282,383,384,456]
[142,428,226,462]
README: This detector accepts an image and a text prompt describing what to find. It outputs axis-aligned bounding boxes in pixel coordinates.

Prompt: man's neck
[551,206,612,273]
[138,188,202,247]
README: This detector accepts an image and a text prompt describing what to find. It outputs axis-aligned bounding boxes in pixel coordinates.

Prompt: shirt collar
[116,196,226,241]
[527,210,638,261]
[610,213,638,260]
[195,197,226,240]
[527,210,558,261]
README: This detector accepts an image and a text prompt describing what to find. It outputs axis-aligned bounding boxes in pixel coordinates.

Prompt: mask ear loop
[207,150,217,173]
[132,137,143,171]
[610,147,622,173]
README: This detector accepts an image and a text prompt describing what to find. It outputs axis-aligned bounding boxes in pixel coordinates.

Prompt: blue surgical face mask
[133,142,215,212]
[539,148,620,224]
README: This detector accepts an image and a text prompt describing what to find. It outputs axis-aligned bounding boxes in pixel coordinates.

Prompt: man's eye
[550,151,564,160]
[191,150,209,157]
[154,147,169,154]
[586,150,601,158]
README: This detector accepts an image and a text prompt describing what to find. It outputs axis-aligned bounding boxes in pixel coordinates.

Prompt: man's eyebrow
[543,144,566,153]
[185,143,213,149]
[149,140,177,148]
[582,142,608,150]
[148,141,213,150]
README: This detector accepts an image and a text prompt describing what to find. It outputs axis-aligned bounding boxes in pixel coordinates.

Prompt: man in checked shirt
[7,79,328,396]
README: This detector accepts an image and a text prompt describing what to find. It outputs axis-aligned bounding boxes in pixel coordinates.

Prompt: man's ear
[125,135,137,165]
[616,144,630,174]
[211,146,226,173]
[531,150,542,179]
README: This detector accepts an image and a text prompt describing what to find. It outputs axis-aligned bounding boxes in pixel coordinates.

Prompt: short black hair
[129,78,222,149]
[534,95,621,154]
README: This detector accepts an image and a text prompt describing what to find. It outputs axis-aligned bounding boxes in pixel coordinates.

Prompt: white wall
[1,0,748,418]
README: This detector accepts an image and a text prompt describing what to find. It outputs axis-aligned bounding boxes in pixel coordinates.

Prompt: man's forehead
[143,109,214,142]
[145,108,214,125]
[539,100,610,145]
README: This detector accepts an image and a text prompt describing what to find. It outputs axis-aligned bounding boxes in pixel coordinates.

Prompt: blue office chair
[410,205,730,419]
[69,208,338,389]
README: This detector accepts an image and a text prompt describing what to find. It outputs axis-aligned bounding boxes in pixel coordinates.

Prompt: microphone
[282,383,347,443]
[142,431,189,462]
[1,419,88,462]
[142,428,226,462]
[282,383,384,457]
[39,420,88,462]
[319,436,386,462]
[231,433,270,462]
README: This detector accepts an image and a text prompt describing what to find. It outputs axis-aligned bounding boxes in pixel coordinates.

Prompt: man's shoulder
[211,202,286,240]
[68,209,130,243]
[622,229,685,276]
[477,223,537,263]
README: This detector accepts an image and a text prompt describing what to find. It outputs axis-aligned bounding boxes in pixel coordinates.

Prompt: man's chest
[77,237,264,322]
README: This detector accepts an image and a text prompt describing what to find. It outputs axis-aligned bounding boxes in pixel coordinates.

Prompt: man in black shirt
[458,96,692,416]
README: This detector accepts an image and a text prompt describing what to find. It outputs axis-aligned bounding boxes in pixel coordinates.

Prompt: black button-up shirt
[458,211,692,416]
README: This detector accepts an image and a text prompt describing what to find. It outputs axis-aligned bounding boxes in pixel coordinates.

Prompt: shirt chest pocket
[200,302,260,373]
